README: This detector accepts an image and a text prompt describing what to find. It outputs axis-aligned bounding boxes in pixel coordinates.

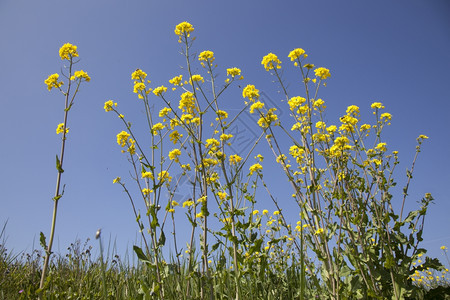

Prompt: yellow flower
[104,100,117,112]
[152,123,165,134]
[158,170,172,183]
[314,67,331,80]
[59,43,78,60]
[183,199,194,208]
[131,69,147,81]
[262,210,268,215]
[190,74,204,83]
[315,228,324,235]
[242,84,260,101]
[360,124,371,132]
[288,48,306,61]
[371,102,384,110]
[346,105,359,116]
[56,123,68,135]
[229,154,242,165]
[153,85,167,96]
[226,67,241,77]
[142,188,153,195]
[171,200,179,207]
[288,96,306,110]
[179,91,196,113]
[44,74,63,91]
[117,131,130,147]
[133,82,146,94]
[142,171,154,179]
[261,53,282,71]
[249,163,263,175]
[441,246,448,251]
[375,142,387,152]
[217,192,227,200]
[380,113,392,121]
[220,133,233,141]
[174,21,194,37]
[169,75,183,86]
[250,101,264,114]
[198,50,215,64]
[253,210,259,215]
[159,107,172,117]
[70,70,91,82]
[169,148,182,162]
[215,110,228,121]
[112,177,121,184]
[273,211,280,215]
[418,134,429,139]
[169,130,183,144]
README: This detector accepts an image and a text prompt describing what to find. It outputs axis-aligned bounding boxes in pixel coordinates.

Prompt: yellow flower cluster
[229,154,242,165]
[131,69,147,81]
[261,53,282,71]
[242,84,260,101]
[288,48,306,61]
[226,67,241,77]
[288,96,306,110]
[314,67,331,80]
[44,74,63,91]
[190,74,204,83]
[103,100,117,111]
[257,108,278,128]
[158,170,172,183]
[59,43,78,60]
[153,85,167,96]
[169,75,183,86]
[250,101,264,114]
[169,148,182,162]
[198,50,215,64]
[179,91,197,114]
[152,123,165,135]
[142,171,154,179]
[249,163,263,175]
[70,70,91,82]
[56,123,68,135]
[117,131,130,147]
[174,21,194,37]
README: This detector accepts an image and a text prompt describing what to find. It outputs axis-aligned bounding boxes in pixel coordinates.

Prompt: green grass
[1,235,449,299]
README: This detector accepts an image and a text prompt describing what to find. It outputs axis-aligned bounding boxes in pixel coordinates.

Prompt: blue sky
[1,0,449,262]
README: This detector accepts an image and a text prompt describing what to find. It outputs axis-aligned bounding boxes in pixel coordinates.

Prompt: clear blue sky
[1,0,449,262]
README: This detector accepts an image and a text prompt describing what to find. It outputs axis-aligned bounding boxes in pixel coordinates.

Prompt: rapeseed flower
[198,50,215,64]
[70,70,90,82]
[242,84,260,101]
[56,123,68,134]
[174,21,194,37]
[229,154,242,165]
[226,67,241,77]
[104,100,117,112]
[314,67,331,80]
[142,171,154,179]
[158,170,172,183]
[117,131,130,147]
[153,85,167,96]
[250,101,264,114]
[261,53,282,71]
[44,74,63,91]
[169,149,182,162]
[288,48,306,61]
[59,43,78,60]
[131,69,147,81]
[249,163,263,175]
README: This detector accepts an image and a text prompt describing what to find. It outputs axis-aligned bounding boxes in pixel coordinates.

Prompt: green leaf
[56,155,64,173]
[133,246,151,264]
[158,231,166,247]
[39,232,47,250]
